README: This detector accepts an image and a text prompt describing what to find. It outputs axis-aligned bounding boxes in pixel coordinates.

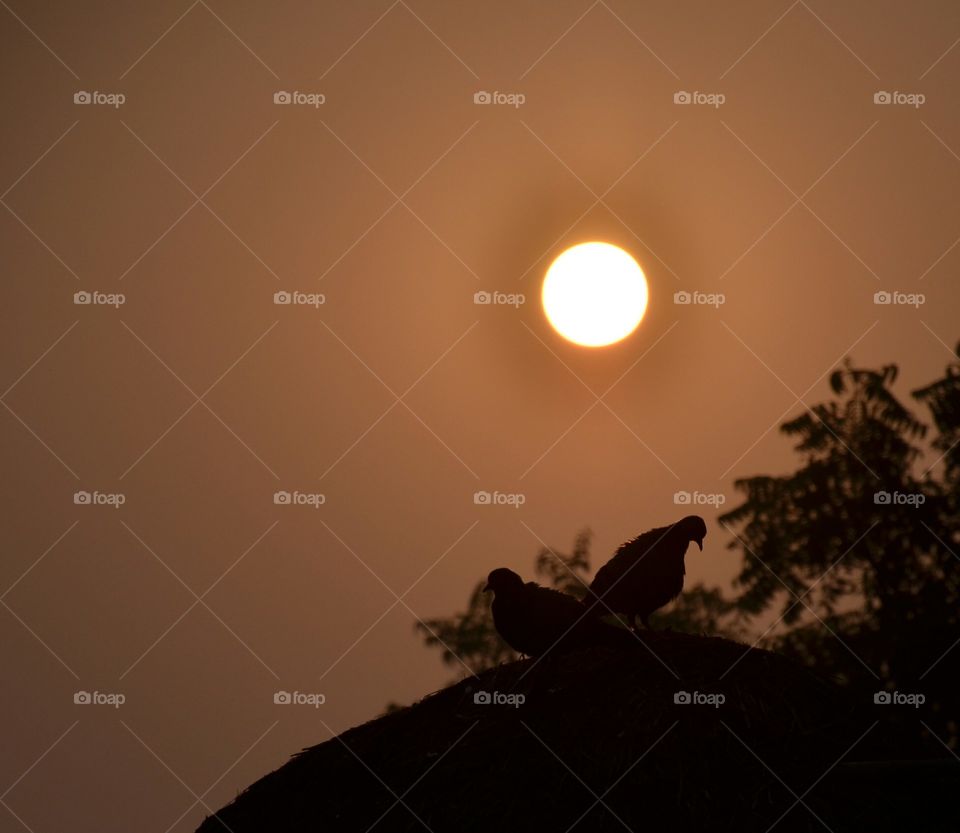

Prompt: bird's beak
[696,540,703,551]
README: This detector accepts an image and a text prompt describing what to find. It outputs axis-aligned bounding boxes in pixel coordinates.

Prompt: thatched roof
[198,633,956,832]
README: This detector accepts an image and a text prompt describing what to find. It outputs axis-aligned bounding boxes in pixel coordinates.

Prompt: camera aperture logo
[474,490,525,508]
[273,91,325,108]
[74,91,125,108]
[473,90,525,108]
[74,290,125,308]
[674,490,725,507]
[674,690,725,708]
[74,690,125,708]
[874,690,924,708]
[473,290,525,308]
[274,490,325,508]
[74,490,125,509]
[274,690,326,707]
[473,690,525,708]
[873,290,924,308]
[274,290,325,308]
[873,91,924,108]
[673,91,725,108]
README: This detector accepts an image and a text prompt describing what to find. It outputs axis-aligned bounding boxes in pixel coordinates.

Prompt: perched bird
[484,568,633,657]
[585,515,707,631]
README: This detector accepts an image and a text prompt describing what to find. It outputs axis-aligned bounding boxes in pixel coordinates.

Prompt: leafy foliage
[721,351,960,741]
[913,341,960,487]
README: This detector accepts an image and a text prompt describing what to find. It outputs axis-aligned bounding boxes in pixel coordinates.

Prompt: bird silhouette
[585,515,707,631]
[485,568,634,657]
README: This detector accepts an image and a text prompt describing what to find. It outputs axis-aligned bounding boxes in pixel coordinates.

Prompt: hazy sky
[3,2,960,831]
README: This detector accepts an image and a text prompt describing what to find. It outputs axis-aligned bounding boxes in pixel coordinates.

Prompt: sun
[542,242,649,347]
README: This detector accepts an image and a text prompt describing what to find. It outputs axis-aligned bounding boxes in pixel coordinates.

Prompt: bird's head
[483,568,524,595]
[677,515,707,551]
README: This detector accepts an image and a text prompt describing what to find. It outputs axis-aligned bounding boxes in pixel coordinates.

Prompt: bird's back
[587,524,686,616]
[589,525,672,594]
[492,582,591,656]
[524,583,591,652]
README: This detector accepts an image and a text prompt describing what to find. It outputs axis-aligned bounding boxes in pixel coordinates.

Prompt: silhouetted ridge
[198,634,955,833]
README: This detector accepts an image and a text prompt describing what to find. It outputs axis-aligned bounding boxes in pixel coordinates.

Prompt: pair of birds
[485,515,707,657]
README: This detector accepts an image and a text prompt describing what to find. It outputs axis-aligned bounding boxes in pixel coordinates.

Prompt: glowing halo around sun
[542,242,649,347]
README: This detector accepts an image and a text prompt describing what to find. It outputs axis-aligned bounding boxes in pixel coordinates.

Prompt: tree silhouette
[721,349,960,742]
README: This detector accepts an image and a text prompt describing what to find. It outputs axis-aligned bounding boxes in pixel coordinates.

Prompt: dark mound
[198,633,957,832]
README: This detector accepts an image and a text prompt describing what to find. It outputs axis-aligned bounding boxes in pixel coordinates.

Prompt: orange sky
[3,2,960,831]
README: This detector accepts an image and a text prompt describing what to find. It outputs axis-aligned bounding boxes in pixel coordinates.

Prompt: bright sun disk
[542,242,649,347]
